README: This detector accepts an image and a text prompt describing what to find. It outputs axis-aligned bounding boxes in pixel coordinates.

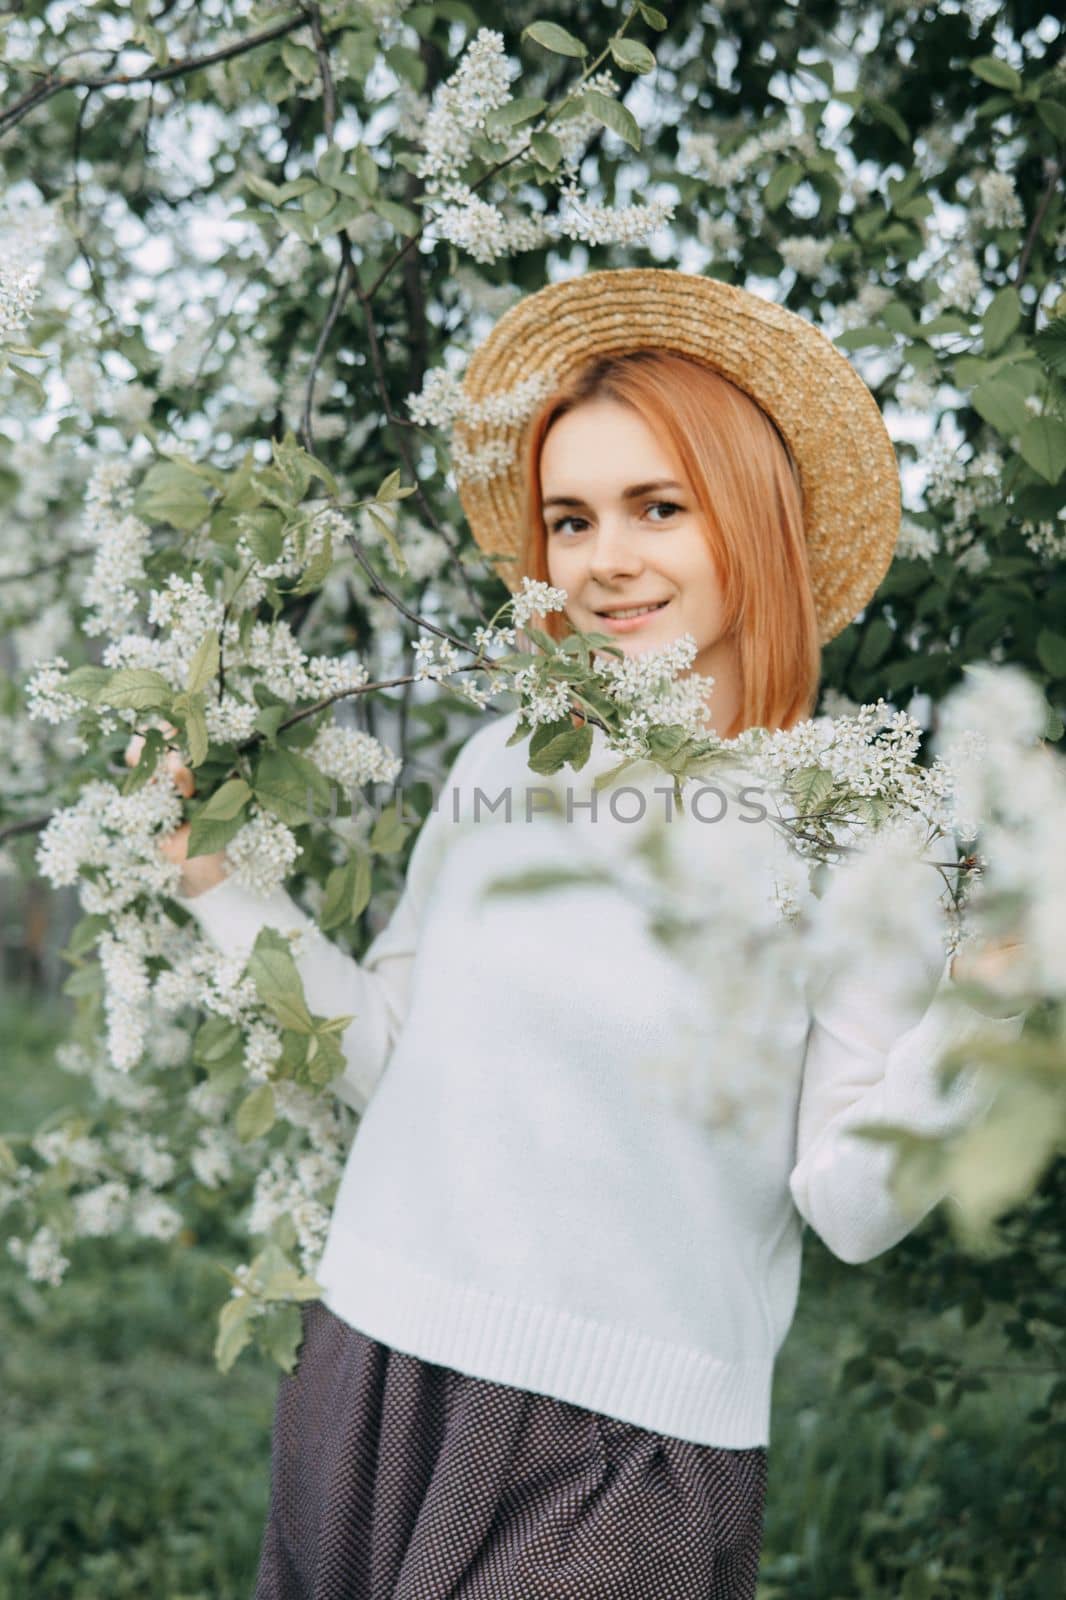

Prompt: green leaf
[101,669,174,712]
[236,1082,276,1143]
[609,38,656,74]
[530,130,563,169]
[636,2,668,28]
[764,160,802,211]
[370,198,421,237]
[184,701,209,768]
[244,173,285,206]
[484,97,548,134]
[1033,316,1066,375]
[972,55,1023,93]
[835,326,897,350]
[882,300,920,337]
[135,460,213,531]
[64,665,112,702]
[1036,100,1066,140]
[970,378,1031,437]
[247,928,315,1034]
[521,21,587,57]
[254,746,334,826]
[193,1016,243,1065]
[198,777,252,822]
[1036,629,1066,676]
[579,89,641,150]
[65,913,110,959]
[865,96,909,143]
[186,630,220,695]
[320,851,373,932]
[788,765,836,813]
[302,184,337,222]
[253,704,288,744]
[920,311,974,337]
[215,1295,256,1373]
[256,1302,305,1372]
[856,617,894,669]
[185,808,245,860]
[255,1242,323,1300]
[280,39,318,84]
[370,800,409,854]
[366,504,408,577]
[1020,416,1066,482]
[982,286,1023,355]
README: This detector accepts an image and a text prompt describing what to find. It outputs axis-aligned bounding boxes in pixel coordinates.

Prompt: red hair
[518,349,822,738]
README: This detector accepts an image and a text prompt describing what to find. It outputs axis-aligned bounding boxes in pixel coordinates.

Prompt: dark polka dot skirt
[252,1298,768,1599]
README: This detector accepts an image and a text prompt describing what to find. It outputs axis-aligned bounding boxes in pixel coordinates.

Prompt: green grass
[1,983,1059,1599]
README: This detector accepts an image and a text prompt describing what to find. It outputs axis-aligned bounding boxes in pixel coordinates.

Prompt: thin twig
[1014,157,1062,289]
[0,13,309,139]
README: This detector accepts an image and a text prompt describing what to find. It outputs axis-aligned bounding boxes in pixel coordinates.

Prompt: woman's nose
[585,520,644,583]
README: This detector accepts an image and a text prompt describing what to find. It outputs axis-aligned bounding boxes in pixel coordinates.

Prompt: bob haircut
[517,348,823,739]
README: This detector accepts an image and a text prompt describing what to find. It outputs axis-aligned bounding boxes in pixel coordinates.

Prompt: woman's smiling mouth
[591,598,671,631]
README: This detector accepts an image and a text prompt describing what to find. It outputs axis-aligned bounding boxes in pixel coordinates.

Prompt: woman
[132,270,1020,1599]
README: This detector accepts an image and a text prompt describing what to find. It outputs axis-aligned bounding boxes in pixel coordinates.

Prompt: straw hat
[452,268,900,644]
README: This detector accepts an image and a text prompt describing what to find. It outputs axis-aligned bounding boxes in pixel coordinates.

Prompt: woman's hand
[124,722,229,899]
[949,931,1027,1018]
[950,933,1025,986]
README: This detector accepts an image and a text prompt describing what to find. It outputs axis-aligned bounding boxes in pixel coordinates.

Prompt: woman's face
[539,398,738,694]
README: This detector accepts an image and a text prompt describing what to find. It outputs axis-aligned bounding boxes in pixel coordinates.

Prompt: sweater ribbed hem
[315,1226,773,1450]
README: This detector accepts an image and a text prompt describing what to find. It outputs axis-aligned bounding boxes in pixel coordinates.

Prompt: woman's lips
[590,598,671,633]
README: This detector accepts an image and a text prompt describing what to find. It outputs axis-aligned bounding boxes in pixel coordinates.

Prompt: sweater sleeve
[179,732,479,1115]
[787,951,1025,1265]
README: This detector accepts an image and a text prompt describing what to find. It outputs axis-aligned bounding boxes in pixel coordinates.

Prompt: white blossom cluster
[411,28,517,195]
[410,30,670,267]
[242,1020,285,1085]
[412,633,500,709]
[308,723,403,788]
[680,121,818,189]
[831,282,894,333]
[697,212,743,258]
[729,697,957,843]
[406,364,560,432]
[1020,510,1066,563]
[0,258,39,344]
[936,248,983,313]
[510,577,569,628]
[35,776,185,905]
[78,461,152,640]
[234,504,352,598]
[548,172,675,250]
[224,809,303,897]
[895,373,938,414]
[7,1225,70,1286]
[935,664,1064,996]
[247,1149,340,1276]
[896,517,941,562]
[972,168,1025,232]
[590,633,718,756]
[778,235,835,278]
[917,433,1006,563]
[190,1126,236,1189]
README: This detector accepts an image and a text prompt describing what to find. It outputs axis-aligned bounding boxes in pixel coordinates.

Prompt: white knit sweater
[183,705,1021,1447]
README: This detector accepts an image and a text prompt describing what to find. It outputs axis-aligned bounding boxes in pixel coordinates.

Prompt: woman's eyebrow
[542,479,686,510]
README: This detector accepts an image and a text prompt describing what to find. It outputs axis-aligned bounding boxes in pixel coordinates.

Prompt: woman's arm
[181,866,423,1115]
[787,952,1025,1265]
[178,728,484,1115]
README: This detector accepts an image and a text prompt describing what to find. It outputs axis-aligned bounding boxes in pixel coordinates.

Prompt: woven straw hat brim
[453,268,900,645]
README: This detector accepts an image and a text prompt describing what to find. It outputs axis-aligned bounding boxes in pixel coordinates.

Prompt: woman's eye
[548,502,682,537]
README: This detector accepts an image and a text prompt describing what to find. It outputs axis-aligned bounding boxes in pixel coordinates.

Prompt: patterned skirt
[252,1298,768,1600]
